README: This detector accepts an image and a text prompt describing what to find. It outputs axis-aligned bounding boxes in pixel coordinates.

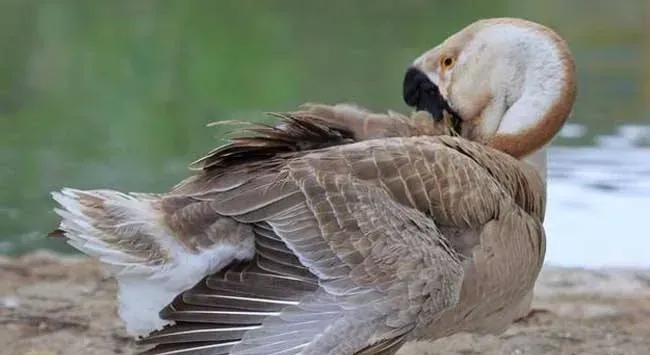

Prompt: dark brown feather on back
[189,112,357,173]
[186,104,455,180]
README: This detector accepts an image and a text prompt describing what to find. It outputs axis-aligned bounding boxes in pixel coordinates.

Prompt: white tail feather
[51,188,255,336]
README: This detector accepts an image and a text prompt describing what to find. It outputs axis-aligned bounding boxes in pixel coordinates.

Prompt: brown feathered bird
[51,18,576,355]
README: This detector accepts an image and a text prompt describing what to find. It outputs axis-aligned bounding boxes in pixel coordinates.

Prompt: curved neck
[485,21,577,159]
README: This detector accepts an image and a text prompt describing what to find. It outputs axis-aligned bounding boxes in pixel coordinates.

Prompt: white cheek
[442,69,455,97]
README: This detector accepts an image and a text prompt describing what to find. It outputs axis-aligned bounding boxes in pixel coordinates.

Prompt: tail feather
[51,187,256,337]
[52,188,167,271]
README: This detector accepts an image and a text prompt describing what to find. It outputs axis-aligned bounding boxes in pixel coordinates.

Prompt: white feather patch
[116,242,255,336]
[51,187,256,336]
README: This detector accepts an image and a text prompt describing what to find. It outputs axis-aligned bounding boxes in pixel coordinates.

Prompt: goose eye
[442,57,454,68]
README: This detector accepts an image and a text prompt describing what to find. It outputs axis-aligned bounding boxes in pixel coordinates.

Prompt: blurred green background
[0,0,649,254]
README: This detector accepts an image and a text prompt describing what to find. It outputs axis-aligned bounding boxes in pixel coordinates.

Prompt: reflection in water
[0,1,649,267]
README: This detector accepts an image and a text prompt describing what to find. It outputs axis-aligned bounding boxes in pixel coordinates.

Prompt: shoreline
[1,251,649,355]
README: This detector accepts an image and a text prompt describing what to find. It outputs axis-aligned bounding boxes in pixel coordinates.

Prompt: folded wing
[138,130,544,354]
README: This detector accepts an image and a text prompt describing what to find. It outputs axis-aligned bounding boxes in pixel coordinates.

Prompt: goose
[50,17,576,355]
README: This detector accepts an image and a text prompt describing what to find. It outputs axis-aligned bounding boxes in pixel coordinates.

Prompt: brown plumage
[186,103,456,172]
[53,107,545,354]
[136,112,544,354]
[50,18,577,355]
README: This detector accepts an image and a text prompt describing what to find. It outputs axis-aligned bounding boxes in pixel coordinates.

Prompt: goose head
[403,18,577,168]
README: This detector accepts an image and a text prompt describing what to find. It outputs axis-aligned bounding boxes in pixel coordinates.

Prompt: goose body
[51,17,576,355]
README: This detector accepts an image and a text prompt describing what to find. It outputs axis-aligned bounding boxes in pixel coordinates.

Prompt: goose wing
[138,133,544,355]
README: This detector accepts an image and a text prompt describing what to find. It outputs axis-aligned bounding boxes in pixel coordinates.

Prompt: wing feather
[138,134,544,355]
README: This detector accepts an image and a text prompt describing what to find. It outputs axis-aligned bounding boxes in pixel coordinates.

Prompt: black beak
[402,66,462,133]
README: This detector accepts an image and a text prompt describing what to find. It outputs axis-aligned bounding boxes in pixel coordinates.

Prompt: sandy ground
[1,252,650,355]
